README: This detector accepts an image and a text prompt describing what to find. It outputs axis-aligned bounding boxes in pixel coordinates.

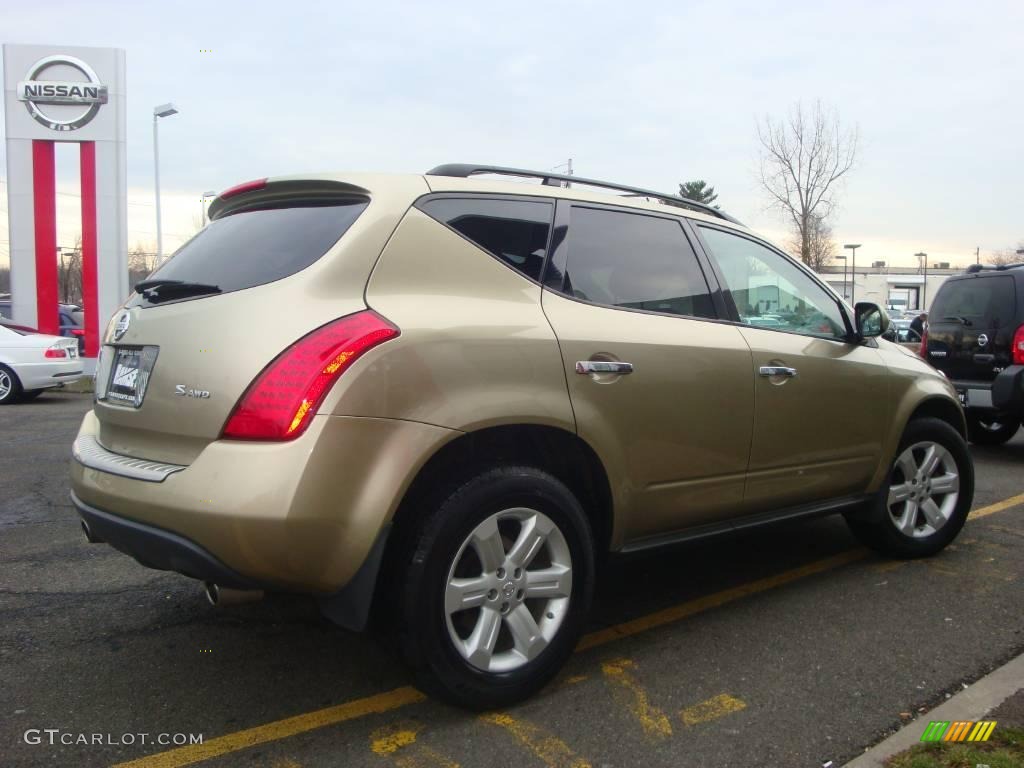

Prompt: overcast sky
[2,0,1022,268]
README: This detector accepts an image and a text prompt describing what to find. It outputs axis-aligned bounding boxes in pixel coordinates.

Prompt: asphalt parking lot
[2,391,1022,768]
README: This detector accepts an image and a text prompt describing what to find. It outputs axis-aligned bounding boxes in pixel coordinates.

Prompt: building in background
[817,260,965,313]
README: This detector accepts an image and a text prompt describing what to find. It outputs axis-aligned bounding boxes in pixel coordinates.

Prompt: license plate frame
[105,346,159,408]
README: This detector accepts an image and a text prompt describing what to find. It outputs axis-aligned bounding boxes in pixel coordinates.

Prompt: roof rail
[965,263,1024,274]
[425,164,743,226]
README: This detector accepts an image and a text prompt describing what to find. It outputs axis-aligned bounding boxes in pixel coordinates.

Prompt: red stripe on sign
[32,140,59,335]
[80,142,99,357]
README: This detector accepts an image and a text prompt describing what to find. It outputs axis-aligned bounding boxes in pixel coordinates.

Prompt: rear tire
[0,365,23,405]
[845,417,973,558]
[397,466,594,710]
[965,411,1020,445]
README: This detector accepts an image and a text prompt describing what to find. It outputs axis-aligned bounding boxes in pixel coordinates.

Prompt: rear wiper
[134,279,221,301]
[943,316,973,326]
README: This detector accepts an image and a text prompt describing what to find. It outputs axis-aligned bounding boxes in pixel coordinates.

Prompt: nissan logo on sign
[16,54,108,131]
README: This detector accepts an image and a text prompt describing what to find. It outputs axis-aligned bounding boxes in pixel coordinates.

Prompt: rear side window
[558,206,715,319]
[141,200,368,297]
[419,197,553,281]
[930,276,1017,328]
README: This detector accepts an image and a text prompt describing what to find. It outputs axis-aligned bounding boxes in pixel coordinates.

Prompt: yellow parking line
[111,492,1024,768]
[111,687,425,768]
[479,713,591,768]
[600,658,673,738]
[370,721,459,768]
[371,720,424,755]
[970,492,1024,519]
[680,693,747,726]
[576,549,867,651]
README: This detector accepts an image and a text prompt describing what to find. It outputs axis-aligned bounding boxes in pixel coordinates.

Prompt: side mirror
[854,302,890,339]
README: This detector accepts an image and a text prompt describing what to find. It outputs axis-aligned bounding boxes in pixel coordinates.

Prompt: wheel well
[908,397,967,438]
[390,424,613,554]
[368,424,612,630]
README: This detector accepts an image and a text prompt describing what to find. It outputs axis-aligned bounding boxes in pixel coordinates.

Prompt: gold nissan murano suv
[71,164,974,708]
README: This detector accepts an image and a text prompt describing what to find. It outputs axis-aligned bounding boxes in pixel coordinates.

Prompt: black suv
[924,263,1024,444]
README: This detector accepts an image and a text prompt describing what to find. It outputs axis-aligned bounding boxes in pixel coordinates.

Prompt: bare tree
[128,241,157,288]
[757,101,858,268]
[990,242,1024,266]
[787,213,836,272]
[58,236,83,305]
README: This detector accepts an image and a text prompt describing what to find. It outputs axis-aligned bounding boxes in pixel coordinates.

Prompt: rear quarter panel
[325,206,574,433]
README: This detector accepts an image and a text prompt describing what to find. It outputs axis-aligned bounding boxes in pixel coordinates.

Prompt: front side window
[559,206,715,319]
[698,226,847,340]
[420,197,553,281]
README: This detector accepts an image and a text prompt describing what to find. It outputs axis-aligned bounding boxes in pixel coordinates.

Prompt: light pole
[200,190,216,226]
[915,252,928,310]
[835,254,848,302]
[153,103,179,265]
[843,244,861,304]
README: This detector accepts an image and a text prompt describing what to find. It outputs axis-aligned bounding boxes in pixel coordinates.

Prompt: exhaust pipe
[203,582,264,607]
[81,520,104,544]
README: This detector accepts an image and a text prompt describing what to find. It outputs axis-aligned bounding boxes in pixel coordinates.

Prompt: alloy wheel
[445,507,572,673]
[0,370,11,400]
[887,440,960,538]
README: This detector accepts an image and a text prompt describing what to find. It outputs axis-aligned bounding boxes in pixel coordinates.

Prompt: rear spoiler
[207,178,371,221]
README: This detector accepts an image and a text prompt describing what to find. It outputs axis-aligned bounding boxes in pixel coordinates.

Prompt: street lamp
[153,103,179,265]
[844,244,861,304]
[835,254,848,301]
[200,190,217,227]
[915,252,928,310]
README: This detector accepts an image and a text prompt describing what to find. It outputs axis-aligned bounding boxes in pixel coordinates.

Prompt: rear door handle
[576,361,634,375]
[759,366,798,378]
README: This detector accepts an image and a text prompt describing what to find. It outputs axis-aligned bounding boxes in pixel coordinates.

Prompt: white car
[0,323,83,404]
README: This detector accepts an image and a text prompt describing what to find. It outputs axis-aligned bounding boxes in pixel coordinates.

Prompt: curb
[844,652,1024,767]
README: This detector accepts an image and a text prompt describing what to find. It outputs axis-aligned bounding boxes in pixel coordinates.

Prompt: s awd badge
[174,385,211,399]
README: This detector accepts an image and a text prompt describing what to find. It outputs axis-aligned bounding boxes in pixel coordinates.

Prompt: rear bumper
[991,365,1024,413]
[952,365,1024,414]
[69,409,457,593]
[18,360,83,390]
[72,492,259,589]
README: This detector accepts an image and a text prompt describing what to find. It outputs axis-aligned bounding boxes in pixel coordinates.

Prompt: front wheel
[965,411,1020,446]
[845,417,974,558]
[397,466,594,709]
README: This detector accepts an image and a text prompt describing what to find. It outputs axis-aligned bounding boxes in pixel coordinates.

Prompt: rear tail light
[44,345,68,359]
[919,327,928,358]
[1013,325,1024,365]
[222,310,399,441]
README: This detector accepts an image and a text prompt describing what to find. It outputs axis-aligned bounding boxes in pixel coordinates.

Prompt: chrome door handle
[575,361,634,375]
[759,366,798,378]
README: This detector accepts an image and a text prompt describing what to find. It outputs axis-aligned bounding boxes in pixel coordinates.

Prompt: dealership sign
[16,54,108,131]
[3,43,128,362]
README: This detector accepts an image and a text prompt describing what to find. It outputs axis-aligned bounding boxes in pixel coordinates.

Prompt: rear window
[138,200,368,298]
[930,276,1017,328]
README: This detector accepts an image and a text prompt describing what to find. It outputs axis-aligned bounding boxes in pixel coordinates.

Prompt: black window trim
[542,198,727,324]
[413,192,556,287]
[689,221,858,343]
